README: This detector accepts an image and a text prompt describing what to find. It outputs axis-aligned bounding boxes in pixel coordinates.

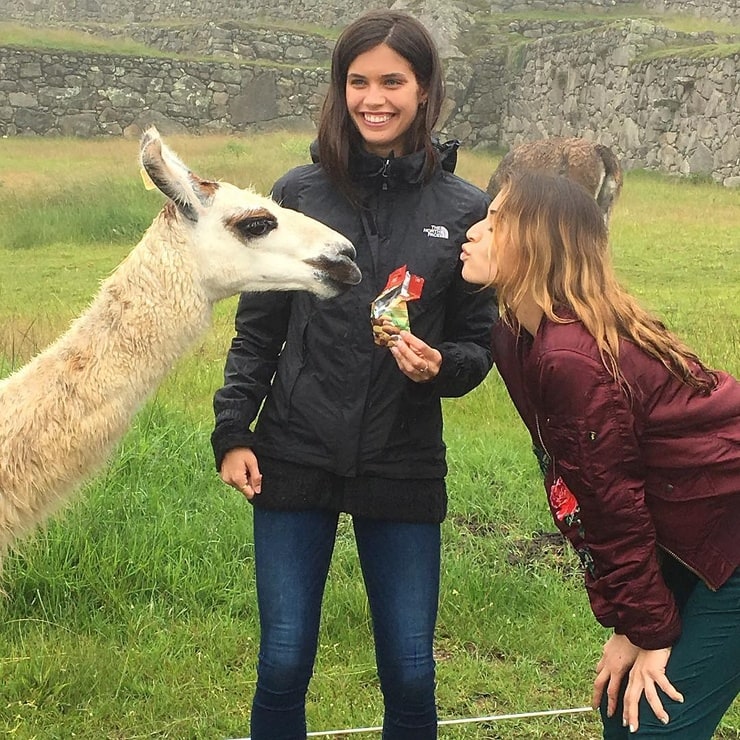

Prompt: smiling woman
[210,9,496,739]
[345,42,427,158]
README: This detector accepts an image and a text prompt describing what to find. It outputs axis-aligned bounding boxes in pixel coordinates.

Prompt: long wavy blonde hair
[494,170,716,392]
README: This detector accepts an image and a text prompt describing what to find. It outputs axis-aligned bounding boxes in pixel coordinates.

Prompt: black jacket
[212,140,495,492]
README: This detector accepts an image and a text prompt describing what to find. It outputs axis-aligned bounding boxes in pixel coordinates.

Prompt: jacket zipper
[381,158,391,190]
[658,544,716,591]
[535,413,554,469]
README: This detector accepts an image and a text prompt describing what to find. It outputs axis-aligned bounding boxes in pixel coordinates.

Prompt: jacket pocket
[542,414,615,497]
[541,415,584,472]
[270,313,311,424]
[645,469,718,501]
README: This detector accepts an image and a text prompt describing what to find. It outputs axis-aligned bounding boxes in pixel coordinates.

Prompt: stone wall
[0,0,387,27]
[85,22,335,65]
[488,21,740,184]
[489,0,740,23]
[3,19,738,185]
[0,0,472,60]
[643,0,740,23]
[0,47,330,137]
[4,0,740,28]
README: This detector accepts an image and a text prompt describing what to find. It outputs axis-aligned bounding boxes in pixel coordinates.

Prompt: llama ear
[139,127,214,222]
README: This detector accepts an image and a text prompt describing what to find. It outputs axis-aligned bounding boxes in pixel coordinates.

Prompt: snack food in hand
[370,266,424,347]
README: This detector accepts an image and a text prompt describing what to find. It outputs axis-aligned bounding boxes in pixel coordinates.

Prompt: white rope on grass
[228,705,594,739]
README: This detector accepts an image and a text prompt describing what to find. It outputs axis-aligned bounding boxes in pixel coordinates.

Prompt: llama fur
[0,128,359,577]
[487,137,624,223]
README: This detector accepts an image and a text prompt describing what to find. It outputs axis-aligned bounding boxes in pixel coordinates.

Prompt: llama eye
[236,217,277,238]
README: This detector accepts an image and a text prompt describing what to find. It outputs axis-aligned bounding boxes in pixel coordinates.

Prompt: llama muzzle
[306,242,362,293]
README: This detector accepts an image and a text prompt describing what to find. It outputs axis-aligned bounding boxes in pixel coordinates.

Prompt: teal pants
[601,565,740,739]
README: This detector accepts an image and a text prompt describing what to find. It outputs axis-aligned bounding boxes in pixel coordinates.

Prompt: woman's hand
[219,447,262,499]
[622,646,683,733]
[389,330,441,383]
[593,633,640,720]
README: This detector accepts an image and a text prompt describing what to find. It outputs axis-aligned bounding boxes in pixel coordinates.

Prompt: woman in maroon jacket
[461,170,739,738]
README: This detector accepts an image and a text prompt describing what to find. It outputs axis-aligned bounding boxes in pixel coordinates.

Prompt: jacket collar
[309,137,460,191]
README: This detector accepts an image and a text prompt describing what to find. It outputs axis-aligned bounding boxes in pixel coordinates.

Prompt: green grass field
[0,133,738,739]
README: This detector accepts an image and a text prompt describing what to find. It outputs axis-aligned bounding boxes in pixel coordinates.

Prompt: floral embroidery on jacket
[550,476,579,523]
[548,475,596,577]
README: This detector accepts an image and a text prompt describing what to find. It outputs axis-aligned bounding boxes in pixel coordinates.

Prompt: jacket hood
[309,137,460,189]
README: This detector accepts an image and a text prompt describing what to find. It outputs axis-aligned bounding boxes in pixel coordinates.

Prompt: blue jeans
[601,568,740,739]
[250,507,441,740]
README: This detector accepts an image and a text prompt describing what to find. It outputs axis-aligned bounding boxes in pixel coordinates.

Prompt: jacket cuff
[211,423,256,471]
[405,349,458,399]
[430,345,466,394]
[624,622,682,651]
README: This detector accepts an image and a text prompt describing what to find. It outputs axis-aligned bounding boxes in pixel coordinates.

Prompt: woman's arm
[425,264,497,397]
[211,290,292,470]
[538,347,686,730]
[536,346,681,647]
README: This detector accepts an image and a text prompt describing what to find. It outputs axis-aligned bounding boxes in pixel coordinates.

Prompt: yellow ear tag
[140,166,157,191]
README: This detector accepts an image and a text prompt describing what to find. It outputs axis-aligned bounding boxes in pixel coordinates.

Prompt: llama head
[487,137,623,226]
[139,127,361,301]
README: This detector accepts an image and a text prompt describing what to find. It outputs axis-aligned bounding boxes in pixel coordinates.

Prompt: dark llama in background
[487,137,624,225]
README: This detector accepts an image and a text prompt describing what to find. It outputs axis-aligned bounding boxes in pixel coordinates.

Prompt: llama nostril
[335,243,361,285]
[339,241,356,260]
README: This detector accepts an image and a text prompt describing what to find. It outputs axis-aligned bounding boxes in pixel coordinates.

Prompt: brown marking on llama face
[305,244,362,289]
[191,176,219,200]
[487,137,624,224]
[225,208,278,240]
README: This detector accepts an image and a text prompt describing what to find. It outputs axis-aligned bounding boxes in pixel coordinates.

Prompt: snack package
[370,265,424,347]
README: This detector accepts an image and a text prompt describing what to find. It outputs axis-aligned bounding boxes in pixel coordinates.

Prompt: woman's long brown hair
[495,170,716,392]
[317,10,445,201]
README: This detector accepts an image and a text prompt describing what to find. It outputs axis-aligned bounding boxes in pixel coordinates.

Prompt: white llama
[0,127,361,577]
[487,137,624,224]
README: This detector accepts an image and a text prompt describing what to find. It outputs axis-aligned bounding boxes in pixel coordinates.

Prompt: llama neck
[73,221,212,397]
[8,217,212,435]
[0,215,214,552]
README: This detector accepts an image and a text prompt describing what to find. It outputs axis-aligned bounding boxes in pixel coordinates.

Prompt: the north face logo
[423,225,449,239]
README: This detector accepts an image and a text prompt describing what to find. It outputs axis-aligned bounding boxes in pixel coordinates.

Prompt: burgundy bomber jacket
[491,316,740,650]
